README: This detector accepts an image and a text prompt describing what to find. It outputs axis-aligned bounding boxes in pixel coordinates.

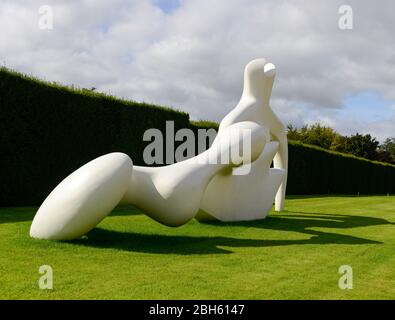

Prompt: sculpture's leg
[30,153,133,240]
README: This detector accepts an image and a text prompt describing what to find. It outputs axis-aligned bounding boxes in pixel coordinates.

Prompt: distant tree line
[287,123,395,164]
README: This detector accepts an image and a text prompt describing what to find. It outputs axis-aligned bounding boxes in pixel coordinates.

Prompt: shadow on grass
[70,211,392,255]
[2,206,392,254]
[211,211,393,232]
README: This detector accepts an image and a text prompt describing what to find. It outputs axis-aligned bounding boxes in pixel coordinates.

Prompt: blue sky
[153,0,181,14]
[341,92,394,124]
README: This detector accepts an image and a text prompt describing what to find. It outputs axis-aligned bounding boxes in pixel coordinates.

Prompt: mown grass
[0,195,394,299]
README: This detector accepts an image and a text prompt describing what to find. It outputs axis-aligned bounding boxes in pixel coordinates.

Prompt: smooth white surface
[218,58,288,211]
[30,153,133,240]
[197,141,285,222]
[30,58,288,240]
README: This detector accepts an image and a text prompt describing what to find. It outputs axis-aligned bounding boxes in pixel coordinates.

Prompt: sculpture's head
[243,58,276,102]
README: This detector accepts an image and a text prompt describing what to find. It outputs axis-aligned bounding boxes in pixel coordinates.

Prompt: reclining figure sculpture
[30,58,288,240]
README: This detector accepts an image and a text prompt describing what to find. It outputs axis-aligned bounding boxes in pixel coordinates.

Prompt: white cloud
[0,0,394,140]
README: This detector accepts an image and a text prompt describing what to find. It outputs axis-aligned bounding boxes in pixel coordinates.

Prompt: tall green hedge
[287,141,395,195]
[1,68,394,206]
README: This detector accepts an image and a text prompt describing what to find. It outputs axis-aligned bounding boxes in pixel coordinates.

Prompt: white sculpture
[30,58,288,240]
[197,59,288,221]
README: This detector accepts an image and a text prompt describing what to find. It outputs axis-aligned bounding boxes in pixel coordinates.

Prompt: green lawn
[0,195,394,299]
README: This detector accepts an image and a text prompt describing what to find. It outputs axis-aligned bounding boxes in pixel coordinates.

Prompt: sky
[0,0,394,142]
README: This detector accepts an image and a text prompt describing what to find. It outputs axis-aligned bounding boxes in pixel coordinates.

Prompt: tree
[375,150,394,164]
[286,123,394,164]
[379,137,395,163]
[287,123,339,149]
[342,133,379,160]
[286,124,301,141]
[330,135,347,153]
[381,137,395,156]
